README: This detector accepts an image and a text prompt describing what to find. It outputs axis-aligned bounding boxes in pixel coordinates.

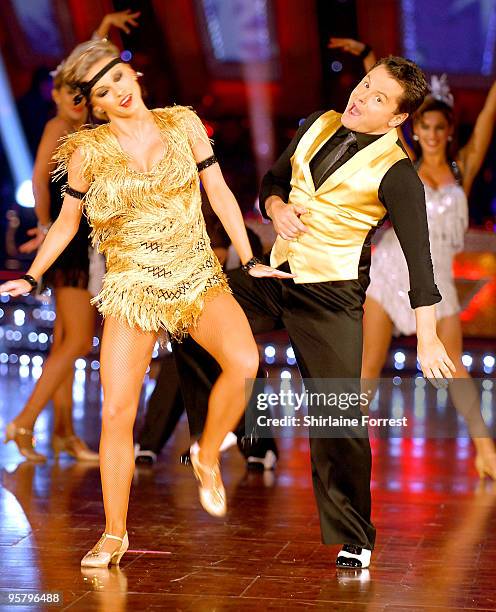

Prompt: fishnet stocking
[99,316,157,548]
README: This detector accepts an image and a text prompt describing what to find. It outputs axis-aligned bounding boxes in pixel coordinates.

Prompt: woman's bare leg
[436,314,496,479]
[361,296,395,412]
[11,288,95,450]
[188,292,259,468]
[97,316,157,551]
[50,307,72,435]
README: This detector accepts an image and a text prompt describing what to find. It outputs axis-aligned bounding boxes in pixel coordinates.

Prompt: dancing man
[174,56,455,569]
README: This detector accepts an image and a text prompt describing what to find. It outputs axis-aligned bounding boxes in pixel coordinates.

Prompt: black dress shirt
[259,110,441,309]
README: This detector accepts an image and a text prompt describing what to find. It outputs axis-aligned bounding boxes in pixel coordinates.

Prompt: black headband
[72,57,123,105]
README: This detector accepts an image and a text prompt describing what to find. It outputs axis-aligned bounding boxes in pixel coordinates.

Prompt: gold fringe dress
[53,106,230,338]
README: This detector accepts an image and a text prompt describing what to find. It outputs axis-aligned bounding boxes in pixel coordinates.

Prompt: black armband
[197,155,218,172]
[65,186,87,200]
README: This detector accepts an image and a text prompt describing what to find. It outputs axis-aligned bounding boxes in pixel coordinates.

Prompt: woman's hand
[417,335,456,388]
[19,227,46,254]
[248,263,296,279]
[327,37,366,56]
[0,279,34,297]
[97,9,141,37]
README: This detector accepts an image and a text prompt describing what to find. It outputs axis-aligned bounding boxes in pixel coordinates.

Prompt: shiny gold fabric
[270,110,407,283]
[53,106,230,338]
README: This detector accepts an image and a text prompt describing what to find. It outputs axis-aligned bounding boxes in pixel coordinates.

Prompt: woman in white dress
[330,38,496,478]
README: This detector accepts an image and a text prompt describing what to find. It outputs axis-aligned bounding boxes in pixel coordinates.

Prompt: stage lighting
[15,180,35,208]
[0,52,34,207]
[461,354,473,367]
[13,309,25,326]
[264,345,276,358]
[483,355,495,368]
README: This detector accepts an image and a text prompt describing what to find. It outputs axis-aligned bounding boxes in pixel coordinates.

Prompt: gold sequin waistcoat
[270,110,407,283]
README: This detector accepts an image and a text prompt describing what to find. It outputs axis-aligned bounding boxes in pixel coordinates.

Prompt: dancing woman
[0,39,291,566]
[331,37,496,478]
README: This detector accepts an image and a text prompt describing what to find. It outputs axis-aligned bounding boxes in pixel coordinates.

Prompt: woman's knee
[101,401,135,427]
[61,334,93,360]
[224,344,259,380]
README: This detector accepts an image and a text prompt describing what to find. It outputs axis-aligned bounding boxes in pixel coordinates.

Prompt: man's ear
[388,112,408,128]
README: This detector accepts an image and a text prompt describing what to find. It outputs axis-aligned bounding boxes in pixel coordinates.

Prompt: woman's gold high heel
[52,434,99,462]
[4,422,46,462]
[81,532,129,568]
[475,453,496,480]
[190,445,226,517]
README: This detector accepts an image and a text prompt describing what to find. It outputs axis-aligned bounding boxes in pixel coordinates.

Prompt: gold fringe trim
[51,104,225,341]
[92,277,231,341]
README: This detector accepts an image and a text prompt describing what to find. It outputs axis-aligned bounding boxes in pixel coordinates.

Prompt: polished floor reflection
[1,364,496,611]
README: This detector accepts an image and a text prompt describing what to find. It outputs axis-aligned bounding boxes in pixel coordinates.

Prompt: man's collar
[354,130,384,150]
[337,125,388,150]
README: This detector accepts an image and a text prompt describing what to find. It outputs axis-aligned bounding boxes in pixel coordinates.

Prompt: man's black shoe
[237,436,278,470]
[134,444,157,466]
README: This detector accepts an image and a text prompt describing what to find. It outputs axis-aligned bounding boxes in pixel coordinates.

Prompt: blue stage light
[0,52,34,207]
[264,345,276,358]
[121,50,133,62]
[483,355,495,368]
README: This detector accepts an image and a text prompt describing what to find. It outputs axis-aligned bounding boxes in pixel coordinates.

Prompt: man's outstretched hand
[417,336,456,388]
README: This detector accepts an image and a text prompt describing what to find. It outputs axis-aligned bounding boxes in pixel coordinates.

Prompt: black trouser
[174,263,376,550]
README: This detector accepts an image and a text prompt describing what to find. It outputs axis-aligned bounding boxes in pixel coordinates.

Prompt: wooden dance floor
[1,365,496,611]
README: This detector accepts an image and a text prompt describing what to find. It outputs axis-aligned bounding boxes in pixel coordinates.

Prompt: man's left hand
[417,336,456,387]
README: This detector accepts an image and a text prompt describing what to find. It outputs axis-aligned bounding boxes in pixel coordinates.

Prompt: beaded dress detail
[367,182,467,336]
[52,106,230,338]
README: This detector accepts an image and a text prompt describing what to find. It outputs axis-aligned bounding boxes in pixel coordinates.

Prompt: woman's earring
[135,71,143,79]
[412,134,419,141]
[448,136,453,141]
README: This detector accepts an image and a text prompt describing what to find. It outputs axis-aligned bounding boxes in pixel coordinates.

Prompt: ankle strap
[103,532,124,542]
[15,426,34,436]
